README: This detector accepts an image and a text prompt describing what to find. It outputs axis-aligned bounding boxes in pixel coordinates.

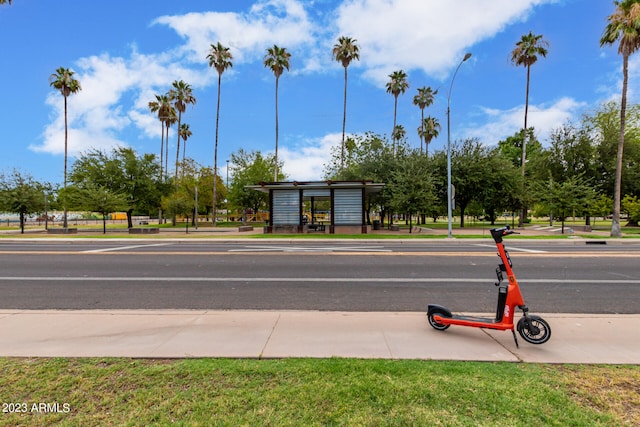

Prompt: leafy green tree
[424,149,449,222]
[479,149,522,225]
[229,149,285,224]
[49,67,81,228]
[545,122,596,182]
[388,151,435,232]
[0,170,47,234]
[332,36,360,171]
[66,183,128,233]
[622,194,640,225]
[69,147,163,228]
[161,191,193,231]
[585,101,640,200]
[324,132,399,226]
[325,132,392,182]
[600,0,640,236]
[207,41,233,227]
[591,193,614,224]
[497,128,546,220]
[177,159,220,225]
[450,138,494,227]
[497,129,545,173]
[264,45,291,181]
[533,175,595,233]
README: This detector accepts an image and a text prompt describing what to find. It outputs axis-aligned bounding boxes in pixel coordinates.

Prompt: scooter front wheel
[517,315,551,344]
[427,308,450,331]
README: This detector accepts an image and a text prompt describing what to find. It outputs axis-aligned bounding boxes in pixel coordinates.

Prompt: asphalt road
[1,240,639,313]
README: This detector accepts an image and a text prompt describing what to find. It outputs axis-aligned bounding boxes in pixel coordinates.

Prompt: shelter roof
[247,180,385,195]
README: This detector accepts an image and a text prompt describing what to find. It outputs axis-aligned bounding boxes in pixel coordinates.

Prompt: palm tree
[332,36,360,171]
[601,0,640,237]
[386,70,409,156]
[179,123,192,165]
[163,106,177,181]
[392,125,406,148]
[168,80,196,182]
[49,67,81,229]
[148,93,172,181]
[413,86,437,154]
[511,31,549,227]
[207,42,233,226]
[264,44,291,181]
[418,116,441,156]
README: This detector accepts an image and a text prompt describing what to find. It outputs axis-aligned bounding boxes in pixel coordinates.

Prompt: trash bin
[373,220,381,230]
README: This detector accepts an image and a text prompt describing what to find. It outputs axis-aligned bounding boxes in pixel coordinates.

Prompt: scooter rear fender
[427,304,452,318]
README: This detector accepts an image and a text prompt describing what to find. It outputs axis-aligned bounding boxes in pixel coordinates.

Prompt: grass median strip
[1,358,638,426]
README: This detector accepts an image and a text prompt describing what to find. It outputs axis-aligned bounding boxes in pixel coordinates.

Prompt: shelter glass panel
[334,189,362,225]
[272,190,300,225]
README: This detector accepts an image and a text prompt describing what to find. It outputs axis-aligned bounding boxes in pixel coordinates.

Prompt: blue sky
[0,0,631,184]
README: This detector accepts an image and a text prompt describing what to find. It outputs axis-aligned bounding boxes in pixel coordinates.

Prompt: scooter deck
[450,315,496,324]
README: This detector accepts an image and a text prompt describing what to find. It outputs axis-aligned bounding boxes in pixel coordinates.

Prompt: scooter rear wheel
[427,309,450,331]
[517,315,551,344]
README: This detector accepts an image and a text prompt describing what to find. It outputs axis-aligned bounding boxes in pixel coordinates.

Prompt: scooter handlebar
[490,225,519,243]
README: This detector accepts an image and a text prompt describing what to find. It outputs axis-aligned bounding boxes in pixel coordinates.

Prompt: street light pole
[447,52,472,239]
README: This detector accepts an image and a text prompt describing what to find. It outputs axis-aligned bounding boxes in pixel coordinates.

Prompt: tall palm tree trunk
[519,65,531,228]
[175,112,182,183]
[63,95,68,229]
[341,66,348,172]
[612,55,628,237]
[158,123,165,224]
[159,123,165,181]
[213,74,222,227]
[420,108,425,154]
[274,76,280,182]
[392,96,398,156]
[165,123,170,181]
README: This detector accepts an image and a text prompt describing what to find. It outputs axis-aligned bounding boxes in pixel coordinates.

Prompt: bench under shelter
[248,180,384,234]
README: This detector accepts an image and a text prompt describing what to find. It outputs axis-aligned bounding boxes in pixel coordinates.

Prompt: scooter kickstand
[511,330,520,348]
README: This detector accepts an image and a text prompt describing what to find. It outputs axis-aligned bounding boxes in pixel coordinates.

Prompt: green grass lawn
[1,358,637,426]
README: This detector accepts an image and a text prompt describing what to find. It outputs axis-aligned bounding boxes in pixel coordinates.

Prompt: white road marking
[1,277,639,284]
[474,244,547,253]
[229,245,391,253]
[82,243,173,253]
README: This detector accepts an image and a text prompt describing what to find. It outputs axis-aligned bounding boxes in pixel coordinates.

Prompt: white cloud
[153,0,317,65]
[32,125,124,157]
[334,0,557,86]
[32,48,210,157]
[279,133,342,180]
[465,97,586,145]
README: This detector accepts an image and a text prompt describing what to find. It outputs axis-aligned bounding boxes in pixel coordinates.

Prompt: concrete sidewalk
[1,310,638,364]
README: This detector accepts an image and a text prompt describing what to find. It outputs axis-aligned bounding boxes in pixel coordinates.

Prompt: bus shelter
[248,180,384,234]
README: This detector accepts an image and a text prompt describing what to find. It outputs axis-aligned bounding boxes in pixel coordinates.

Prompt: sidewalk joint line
[482,329,523,362]
[259,313,281,359]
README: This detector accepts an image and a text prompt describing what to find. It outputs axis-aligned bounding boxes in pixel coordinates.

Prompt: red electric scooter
[427,225,551,347]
